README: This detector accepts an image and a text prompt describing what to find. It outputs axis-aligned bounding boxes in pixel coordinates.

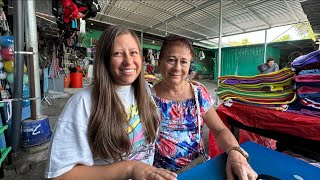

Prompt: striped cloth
[217,68,296,105]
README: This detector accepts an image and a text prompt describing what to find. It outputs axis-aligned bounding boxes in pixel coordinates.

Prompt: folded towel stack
[217,68,296,107]
[289,50,320,115]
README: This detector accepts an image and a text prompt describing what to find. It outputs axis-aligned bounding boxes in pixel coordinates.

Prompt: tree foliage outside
[273,34,292,42]
[293,22,316,41]
[228,38,252,46]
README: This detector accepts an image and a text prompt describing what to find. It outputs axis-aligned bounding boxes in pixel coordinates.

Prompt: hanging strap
[190,83,202,152]
[145,81,157,107]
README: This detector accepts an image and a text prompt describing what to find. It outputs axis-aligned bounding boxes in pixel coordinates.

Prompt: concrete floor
[2,79,218,180]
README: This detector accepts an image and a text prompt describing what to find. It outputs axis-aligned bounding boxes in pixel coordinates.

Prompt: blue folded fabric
[298,69,320,75]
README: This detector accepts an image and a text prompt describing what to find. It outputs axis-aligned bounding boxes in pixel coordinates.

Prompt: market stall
[208,101,320,160]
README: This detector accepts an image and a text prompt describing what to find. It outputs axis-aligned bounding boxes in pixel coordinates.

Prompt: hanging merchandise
[0,46,14,61]
[5,72,13,84]
[147,49,155,65]
[79,18,86,33]
[0,35,14,47]
[199,50,205,60]
[70,19,80,31]
[0,69,6,80]
[83,0,101,19]
[52,0,62,18]
[61,0,86,23]
[0,33,30,108]
[49,45,60,78]
[156,51,160,60]
[4,61,27,73]
[0,69,6,90]
[0,34,14,94]
[6,73,29,85]
[73,0,101,19]
[22,84,30,107]
[0,8,10,34]
[65,31,77,47]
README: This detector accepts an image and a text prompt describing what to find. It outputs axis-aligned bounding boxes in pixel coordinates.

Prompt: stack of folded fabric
[289,50,320,117]
[217,68,296,109]
[144,74,159,82]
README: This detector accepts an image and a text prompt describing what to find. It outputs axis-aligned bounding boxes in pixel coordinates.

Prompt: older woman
[45,25,176,180]
[152,35,257,180]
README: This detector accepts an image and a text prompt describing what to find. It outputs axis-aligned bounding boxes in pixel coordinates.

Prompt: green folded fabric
[217,68,296,105]
[219,79,294,92]
[218,88,294,98]
[218,68,294,81]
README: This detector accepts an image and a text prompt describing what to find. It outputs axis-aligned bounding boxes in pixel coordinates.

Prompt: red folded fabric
[297,86,320,94]
[208,102,320,158]
[295,74,320,82]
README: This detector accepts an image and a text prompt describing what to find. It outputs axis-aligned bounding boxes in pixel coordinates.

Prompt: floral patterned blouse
[153,82,214,171]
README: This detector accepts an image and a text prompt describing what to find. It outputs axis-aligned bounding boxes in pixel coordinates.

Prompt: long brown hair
[88,25,159,161]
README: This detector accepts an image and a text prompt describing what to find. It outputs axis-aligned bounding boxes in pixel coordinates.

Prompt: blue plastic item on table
[178,142,320,180]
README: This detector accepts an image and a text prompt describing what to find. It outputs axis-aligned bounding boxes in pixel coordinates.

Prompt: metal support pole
[165,22,168,36]
[12,0,25,152]
[140,32,143,50]
[217,0,223,82]
[263,29,268,63]
[25,0,42,118]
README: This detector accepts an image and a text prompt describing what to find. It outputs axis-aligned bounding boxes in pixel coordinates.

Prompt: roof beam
[288,42,303,49]
[132,0,177,17]
[233,0,270,28]
[144,0,220,32]
[198,21,307,41]
[169,23,207,39]
[96,12,207,41]
[181,0,198,8]
[98,2,207,39]
[132,0,219,34]
[201,9,245,32]
[99,2,157,27]
[182,0,244,32]
[180,0,238,33]
[97,12,150,30]
[283,0,300,22]
[182,18,221,35]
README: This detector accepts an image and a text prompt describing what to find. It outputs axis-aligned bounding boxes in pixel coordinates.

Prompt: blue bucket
[21,116,52,147]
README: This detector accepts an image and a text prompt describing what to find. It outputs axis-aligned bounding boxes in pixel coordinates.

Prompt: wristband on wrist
[226,146,249,160]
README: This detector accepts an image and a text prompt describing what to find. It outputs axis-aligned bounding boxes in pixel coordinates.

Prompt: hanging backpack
[81,0,101,19]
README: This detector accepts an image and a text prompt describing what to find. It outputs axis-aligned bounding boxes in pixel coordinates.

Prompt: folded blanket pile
[217,68,296,106]
[289,50,320,115]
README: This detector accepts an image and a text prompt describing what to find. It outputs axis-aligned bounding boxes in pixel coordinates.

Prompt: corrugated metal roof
[94,0,309,47]
[301,0,320,40]
[35,0,313,48]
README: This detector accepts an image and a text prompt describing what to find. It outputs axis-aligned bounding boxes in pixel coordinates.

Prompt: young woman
[45,25,177,180]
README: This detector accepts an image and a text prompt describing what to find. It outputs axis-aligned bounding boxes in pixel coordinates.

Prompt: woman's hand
[131,161,177,180]
[226,151,258,180]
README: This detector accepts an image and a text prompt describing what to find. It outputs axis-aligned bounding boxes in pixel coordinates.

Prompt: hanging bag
[176,83,208,174]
